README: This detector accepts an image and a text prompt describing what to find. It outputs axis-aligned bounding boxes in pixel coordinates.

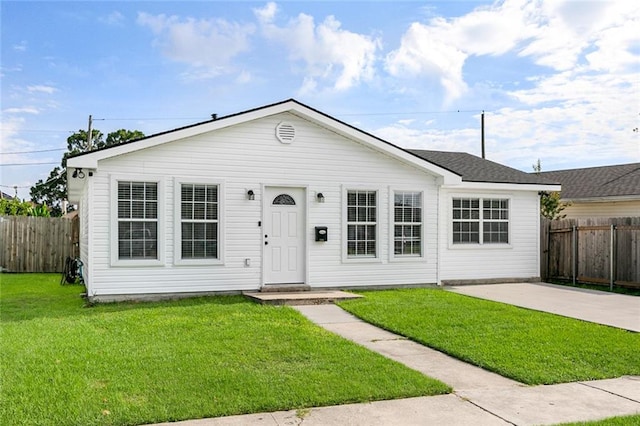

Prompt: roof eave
[562,194,640,203]
[445,181,562,192]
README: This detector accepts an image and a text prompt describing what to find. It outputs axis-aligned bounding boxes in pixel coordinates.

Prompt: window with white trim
[117,181,158,259]
[394,191,422,256]
[347,190,377,257]
[452,197,509,244]
[180,184,219,259]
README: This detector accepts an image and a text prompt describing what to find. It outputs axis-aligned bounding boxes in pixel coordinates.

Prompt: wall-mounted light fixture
[72,168,86,179]
[316,192,325,203]
[247,189,255,201]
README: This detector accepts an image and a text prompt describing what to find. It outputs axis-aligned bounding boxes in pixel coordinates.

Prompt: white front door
[264,187,306,284]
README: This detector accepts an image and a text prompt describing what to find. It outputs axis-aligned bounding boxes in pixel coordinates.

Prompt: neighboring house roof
[409,150,559,185]
[538,163,640,201]
[1,191,15,200]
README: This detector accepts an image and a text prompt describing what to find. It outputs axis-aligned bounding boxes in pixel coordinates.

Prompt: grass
[0,274,450,426]
[559,415,640,425]
[338,288,640,385]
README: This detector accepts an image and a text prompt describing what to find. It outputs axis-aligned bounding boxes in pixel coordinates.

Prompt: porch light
[316,192,325,203]
[247,190,255,201]
[72,168,85,179]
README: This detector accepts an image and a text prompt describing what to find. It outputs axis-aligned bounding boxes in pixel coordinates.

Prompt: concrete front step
[243,290,363,305]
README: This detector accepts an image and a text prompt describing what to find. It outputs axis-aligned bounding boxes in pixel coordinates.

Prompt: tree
[0,198,50,217]
[532,159,570,220]
[30,128,145,216]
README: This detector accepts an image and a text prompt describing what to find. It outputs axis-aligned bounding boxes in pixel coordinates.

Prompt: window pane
[194,186,206,202]
[182,185,193,202]
[194,202,205,220]
[118,182,131,199]
[118,201,130,219]
[182,203,193,220]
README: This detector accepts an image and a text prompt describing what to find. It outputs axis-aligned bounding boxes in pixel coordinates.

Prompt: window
[117,181,158,259]
[394,192,422,256]
[452,197,509,245]
[347,190,377,257]
[180,184,218,259]
[272,194,295,205]
[483,199,509,243]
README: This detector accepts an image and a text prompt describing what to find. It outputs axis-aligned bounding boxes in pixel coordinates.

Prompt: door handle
[265,241,269,245]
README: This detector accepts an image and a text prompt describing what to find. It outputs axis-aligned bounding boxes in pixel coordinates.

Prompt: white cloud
[100,11,125,26]
[26,85,57,94]
[137,12,255,78]
[254,2,381,93]
[3,107,40,115]
[13,41,27,52]
[386,0,640,103]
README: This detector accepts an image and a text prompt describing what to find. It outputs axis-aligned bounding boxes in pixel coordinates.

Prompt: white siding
[87,112,440,297]
[438,188,541,282]
[562,200,640,219]
[78,180,91,290]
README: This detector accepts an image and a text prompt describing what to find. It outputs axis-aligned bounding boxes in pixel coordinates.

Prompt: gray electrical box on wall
[315,226,328,242]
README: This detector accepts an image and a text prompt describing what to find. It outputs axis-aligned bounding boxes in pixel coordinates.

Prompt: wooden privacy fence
[0,216,79,273]
[541,217,640,289]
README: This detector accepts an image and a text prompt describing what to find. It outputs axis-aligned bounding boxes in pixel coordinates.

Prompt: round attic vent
[276,122,296,144]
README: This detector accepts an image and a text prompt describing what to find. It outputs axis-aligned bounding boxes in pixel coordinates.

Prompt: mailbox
[315,226,328,242]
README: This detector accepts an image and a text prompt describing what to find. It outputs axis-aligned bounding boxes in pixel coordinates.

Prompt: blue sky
[2,0,639,200]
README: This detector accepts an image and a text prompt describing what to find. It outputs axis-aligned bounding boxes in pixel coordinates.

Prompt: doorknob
[265,241,269,245]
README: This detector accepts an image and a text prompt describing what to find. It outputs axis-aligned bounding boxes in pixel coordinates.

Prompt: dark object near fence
[541,217,640,289]
[61,256,84,285]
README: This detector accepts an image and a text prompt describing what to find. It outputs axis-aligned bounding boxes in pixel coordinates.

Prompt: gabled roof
[1,191,15,200]
[538,163,640,200]
[67,99,558,202]
[409,150,558,185]
[67,99,461,184]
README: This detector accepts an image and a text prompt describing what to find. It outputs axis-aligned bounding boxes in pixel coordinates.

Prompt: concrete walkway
[447,282,640,332]
[153,303,640,426]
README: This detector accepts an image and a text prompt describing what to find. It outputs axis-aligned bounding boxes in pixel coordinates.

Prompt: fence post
[610,224,615,291]
[572,224,577,285]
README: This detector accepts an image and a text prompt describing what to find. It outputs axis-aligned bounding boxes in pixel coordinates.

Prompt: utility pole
[87,114,93,151]
[481,110,485,159]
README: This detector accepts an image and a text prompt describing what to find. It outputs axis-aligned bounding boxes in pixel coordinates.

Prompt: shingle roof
[538,163,640,200]
[408,150,558,185]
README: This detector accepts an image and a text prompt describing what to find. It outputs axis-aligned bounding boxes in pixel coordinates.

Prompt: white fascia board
[288,108,462,185]
[443,181,562,192]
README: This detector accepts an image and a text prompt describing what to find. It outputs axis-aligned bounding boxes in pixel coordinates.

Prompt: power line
[1,148,66,155]
[338,109,482,116]
[0,162,59,166]
[0,183,31,189]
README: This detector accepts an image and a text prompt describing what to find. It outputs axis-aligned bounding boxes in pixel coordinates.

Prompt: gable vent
[276,122,296,144]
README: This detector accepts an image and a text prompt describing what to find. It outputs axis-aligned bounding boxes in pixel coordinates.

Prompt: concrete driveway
[447,282,640,332]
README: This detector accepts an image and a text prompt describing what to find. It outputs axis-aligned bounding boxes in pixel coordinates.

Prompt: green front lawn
[338,288,640,385]
[0,274,449,426]
[560,415,640,425]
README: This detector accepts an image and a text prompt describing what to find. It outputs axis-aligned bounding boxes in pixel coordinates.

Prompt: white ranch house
[67,99,560,301]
